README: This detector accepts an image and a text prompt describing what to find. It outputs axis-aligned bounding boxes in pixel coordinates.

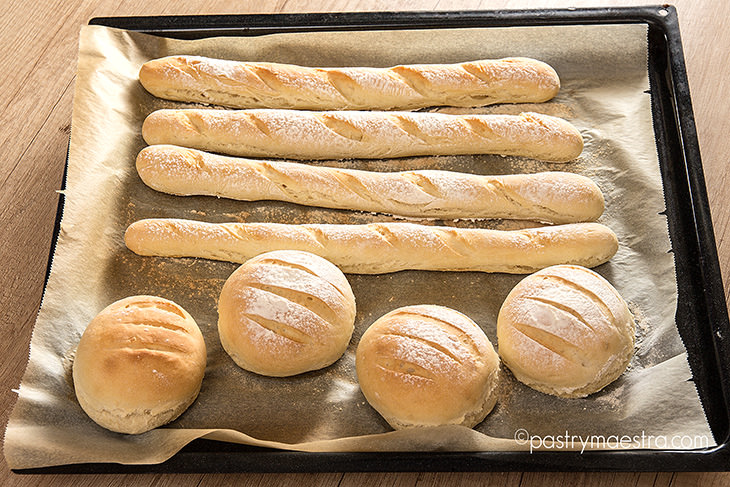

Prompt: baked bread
[137,144,604,224]
[141,109,583,162]
[124,219,619,274]
[217,250,356,376]
[497,265,634,398]
[356,305,500,429]
[72,295,207,434]
[138,55,560,110]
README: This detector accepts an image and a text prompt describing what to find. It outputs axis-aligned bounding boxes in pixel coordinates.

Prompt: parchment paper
[3,22,715,469]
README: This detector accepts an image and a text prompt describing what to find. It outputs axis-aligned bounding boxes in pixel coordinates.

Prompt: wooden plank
[339,472,420,487]
[415,472,523,486]
[672,472,730,487]
[638,471,673,487]
[198,472,343,487]
[521,472,641,487]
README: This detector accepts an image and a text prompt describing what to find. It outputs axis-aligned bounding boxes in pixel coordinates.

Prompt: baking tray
[19,5,730,472]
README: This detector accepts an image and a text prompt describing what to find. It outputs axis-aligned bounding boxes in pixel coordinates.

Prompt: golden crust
[125,219,618,275]
[136,145,603,224]
[497,265,634,398]
[217,250,356,377]
[72,295,206,434]
[356,305,500,429]
[141,109,583,162]
[139,55,560,111]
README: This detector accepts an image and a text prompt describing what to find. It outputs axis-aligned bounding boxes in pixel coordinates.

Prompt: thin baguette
[124,219,618,274]
[141,109,583,162]
[136,145,603,224]
[138,55,561,111]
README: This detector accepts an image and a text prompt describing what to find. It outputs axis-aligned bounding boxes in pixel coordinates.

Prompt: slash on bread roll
[356,305,500,429]
[136,145,604,224]
[217,250,356,377]
[141,109,583,162]
[124,219,619,275]
[497,265,635,398]
[138,55,560,111]
[72,295,207,434]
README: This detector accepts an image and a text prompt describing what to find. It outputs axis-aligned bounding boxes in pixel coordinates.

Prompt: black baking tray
[19,5,730,473]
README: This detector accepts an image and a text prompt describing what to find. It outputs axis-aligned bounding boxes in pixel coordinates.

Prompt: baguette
[141,109,583,162]
[138,55,560,111]
[124,219,618,274]
[137,145,603,224]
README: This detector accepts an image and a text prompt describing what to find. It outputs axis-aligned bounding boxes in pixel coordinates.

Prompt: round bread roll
[217,250,356,377]
[497,265,634,398]
[356,305,500,429]
[72,295,207,434]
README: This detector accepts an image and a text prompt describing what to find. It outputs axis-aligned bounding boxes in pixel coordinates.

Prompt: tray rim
[18,5,730,473]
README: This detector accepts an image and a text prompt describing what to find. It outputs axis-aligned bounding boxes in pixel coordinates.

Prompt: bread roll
[356,305,500,429]
[217,250,356,376]
[141,109,583,162]
[497,265,634,398]
[138,55,560,111]
[137,145,603,224]
[124,219,619,274]
[72,295,207,434]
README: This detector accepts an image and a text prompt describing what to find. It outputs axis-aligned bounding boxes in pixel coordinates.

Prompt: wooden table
[2,0,728,485]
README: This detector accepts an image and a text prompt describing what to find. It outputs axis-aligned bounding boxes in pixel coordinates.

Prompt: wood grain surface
[1,0,728,485]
